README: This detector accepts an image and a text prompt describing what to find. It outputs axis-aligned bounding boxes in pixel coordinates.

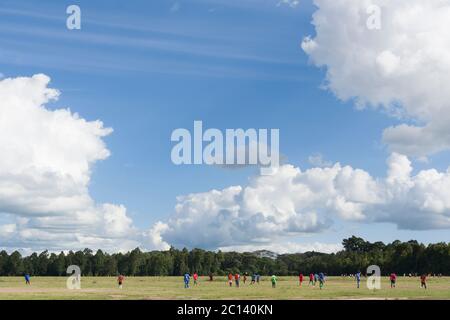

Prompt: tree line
[0,237,448,276]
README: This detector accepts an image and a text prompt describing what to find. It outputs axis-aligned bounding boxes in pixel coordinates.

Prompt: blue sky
[1,0,449,253]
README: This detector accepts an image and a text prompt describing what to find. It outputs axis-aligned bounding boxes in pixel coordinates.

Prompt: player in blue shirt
[355,271,361,288]
[318,273,326,290]
[184,273,190,289]
[24,274,31,285]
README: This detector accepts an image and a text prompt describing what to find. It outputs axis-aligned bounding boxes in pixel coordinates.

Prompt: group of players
[182,272,328,289]
[354,271,428,289]
[21,270,429,290]
[181,271,429,290]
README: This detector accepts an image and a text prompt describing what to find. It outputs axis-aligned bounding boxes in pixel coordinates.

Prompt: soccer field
[0,276,448,300]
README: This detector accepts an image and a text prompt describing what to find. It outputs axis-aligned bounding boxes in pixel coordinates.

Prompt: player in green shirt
[271,275,278,288]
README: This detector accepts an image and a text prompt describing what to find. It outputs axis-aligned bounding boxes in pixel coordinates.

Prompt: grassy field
[0,276,448,300]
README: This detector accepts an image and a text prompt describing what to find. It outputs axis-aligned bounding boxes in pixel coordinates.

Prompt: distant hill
[251,250,278,259]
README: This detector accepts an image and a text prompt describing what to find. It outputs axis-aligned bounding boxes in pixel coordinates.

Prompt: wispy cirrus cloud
[277,0,300,8]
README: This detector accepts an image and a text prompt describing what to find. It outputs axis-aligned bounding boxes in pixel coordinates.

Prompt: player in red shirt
[193,272,199,285]
[309,273,314,286]
[420,274,427,289]
[235,273,240,287]
[389,273,397,288]
[299,273,304,286]
[228,273,233,287]
[117,274,125,289]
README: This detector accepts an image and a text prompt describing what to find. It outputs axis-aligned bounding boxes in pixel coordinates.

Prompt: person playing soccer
[271,275,277,288]
[390,273,397,288]
[251,273,256,285]
[235,273,240,288]
[193,272,199,286]
[314,273,319,286]
[318,272,325,290]
[24,273,31,285]
[184,272,190,289]
[117,274,125,289]
[243,273,247,284]
[355,271,361,289]
[299,273,304,286]
[309,273,314,286]
[228,273,233,287]
[256,274,260,284]
[420,274,427,289]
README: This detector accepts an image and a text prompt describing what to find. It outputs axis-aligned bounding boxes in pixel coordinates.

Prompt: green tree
[5,251,24,275]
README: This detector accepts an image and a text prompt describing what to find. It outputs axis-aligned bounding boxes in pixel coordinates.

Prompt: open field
[0,276,448,300]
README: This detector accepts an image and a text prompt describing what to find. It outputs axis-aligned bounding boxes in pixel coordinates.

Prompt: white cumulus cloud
[308,153,332,168]
[302,0,450,158]
[151,153,450,251]
[0,74,140,252]
[3,73,449,254]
